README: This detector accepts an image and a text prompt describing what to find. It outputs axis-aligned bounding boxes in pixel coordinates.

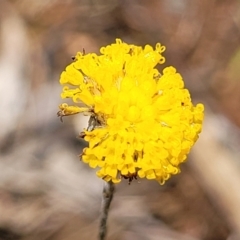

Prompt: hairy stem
[99,181,115,240]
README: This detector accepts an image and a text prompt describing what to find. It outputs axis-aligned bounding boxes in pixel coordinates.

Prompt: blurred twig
[190,108,240,237]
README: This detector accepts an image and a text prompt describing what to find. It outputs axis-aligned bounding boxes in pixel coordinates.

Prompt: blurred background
[1,0,240,239]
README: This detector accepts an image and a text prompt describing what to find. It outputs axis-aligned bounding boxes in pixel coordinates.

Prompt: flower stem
[99,181,115,240]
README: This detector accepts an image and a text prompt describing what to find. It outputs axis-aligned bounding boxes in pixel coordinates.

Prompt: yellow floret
[58,38,204,184]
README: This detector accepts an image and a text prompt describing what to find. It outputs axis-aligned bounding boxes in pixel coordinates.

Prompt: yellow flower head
[58,39,204,185]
